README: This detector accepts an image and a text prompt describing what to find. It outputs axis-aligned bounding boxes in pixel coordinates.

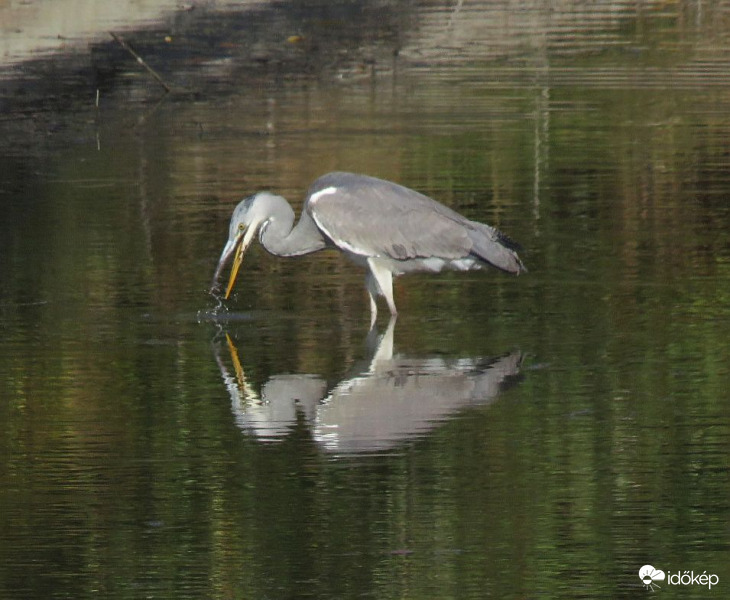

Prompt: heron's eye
[238,223,245,231]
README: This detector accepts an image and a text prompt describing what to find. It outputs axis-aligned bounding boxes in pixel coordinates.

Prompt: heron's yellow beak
[224,235,246,300]
[212,220,261,300]
[211,223,260,300]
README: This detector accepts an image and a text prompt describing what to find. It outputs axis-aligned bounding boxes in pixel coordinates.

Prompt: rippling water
[1,1,729,598]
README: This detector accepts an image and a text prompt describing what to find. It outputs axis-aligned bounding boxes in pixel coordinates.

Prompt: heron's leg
[365,270,379,328]
[367,258,397,316]
[369,300,377,330]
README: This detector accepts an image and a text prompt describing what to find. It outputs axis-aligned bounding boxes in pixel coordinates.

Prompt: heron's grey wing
[307,174,473,261]
[464,221,526,274]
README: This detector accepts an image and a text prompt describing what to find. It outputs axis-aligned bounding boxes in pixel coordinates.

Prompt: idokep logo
[639,565,665,591]
[639,564,720,592]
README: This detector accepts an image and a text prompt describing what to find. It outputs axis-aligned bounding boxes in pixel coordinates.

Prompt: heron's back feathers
[307,172,526,275]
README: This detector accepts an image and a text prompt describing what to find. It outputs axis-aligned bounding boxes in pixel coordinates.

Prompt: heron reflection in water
[212,172,526,323]
[213,320,523,454]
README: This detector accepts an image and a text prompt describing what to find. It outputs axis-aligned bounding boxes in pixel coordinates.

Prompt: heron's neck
[259,199,326,257]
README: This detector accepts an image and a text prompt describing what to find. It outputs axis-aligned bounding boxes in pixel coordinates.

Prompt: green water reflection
[1,2,729,599]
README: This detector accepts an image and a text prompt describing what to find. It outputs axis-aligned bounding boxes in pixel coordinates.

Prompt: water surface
[1,2,729,598]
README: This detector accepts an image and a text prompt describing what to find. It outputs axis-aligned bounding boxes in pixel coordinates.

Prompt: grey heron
[212,172,526,321]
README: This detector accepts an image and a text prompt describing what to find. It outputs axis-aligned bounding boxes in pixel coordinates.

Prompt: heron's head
[211,193,277,299]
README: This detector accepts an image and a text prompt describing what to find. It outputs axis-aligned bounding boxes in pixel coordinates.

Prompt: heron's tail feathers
[468,224,527,275]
